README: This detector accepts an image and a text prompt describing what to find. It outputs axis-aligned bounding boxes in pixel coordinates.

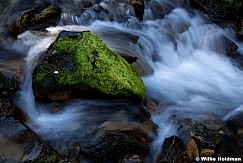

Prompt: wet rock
[224,113,243,157]
[156,135,184,163]
[132,61,152,76]
[177,118,221,149]
[236,3,243,40]
[189,0,207,12]
[120,55,138,64]
[92,4,108,14]
[95,105,157,143]
[32,31,146,102]
[145,99,158,113]
[0,98,14,118]
[67,144,82,163]
[207,35,238,56]
[225,116,243,135]
[9,1,62,37]
[119,154,144,163]
[148,0,165,19]
[0,117,43,162]
[183,139,199,162]
[189,0,242,21]
[0,32,11,44]
[130,0,145,20]
[200,116,223,131]
[31,101,155,163]
[200,148,214,157]
[0,71,19,97]
[236,20,243,41]
[82,131,150,162]
[223,36,238,55]
[215,134,241,157]
[80,0,93,9]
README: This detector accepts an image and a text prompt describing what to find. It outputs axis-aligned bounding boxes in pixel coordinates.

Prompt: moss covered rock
[10,1,62,36]
[32,31,146,102]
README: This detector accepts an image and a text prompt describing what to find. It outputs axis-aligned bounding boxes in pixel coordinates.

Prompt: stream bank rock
[156,136,184,163]
[82,130,150,162]
[177,118,221,149]
[9,1,62,37]
[0,98,15,119]
[0,71,19,97]
[216,113,243,158]
[0,117,42,162]
[130,0,145,20]
[0,71,19,119]
[189,0,243,39]
[189,0,242,21]
[32,31,146,102]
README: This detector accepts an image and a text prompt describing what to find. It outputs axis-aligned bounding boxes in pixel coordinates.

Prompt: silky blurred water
[1,0,243,162]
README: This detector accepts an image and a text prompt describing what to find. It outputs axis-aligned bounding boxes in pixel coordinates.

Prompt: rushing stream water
[1,0,243,162]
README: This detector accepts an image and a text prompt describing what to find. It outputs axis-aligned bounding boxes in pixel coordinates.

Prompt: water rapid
[2,0,243,162]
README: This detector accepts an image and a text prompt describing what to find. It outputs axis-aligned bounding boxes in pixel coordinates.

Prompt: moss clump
[34,6,62,24]
[33,31,146,102]
[34,150,65,163]
[10,1,61,36]
[34,154,58,163]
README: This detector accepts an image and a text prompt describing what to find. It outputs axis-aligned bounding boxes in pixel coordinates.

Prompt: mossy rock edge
[32,31,146,102]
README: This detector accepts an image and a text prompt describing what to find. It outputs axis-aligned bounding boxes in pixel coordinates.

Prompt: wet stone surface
[177,118,221,149]
[0,98,14,118]
[0,71,19,97]
[156,135,184,163]
[0,117,43,162]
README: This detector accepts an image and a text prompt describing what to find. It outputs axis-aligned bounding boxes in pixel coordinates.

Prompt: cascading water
[1,0,243,162]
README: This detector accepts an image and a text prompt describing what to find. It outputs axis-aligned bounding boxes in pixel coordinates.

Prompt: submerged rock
[148,0,165,19]
[32,31,146,102]
[31,101,155,162]
[9,1,62,37]
[222,36,238,55]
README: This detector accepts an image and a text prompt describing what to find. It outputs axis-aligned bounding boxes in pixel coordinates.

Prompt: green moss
[33,31,146,101]
[35,6,62,22]
[35,72,47,82]
[215,134,222,147]
[34,152,58,163]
